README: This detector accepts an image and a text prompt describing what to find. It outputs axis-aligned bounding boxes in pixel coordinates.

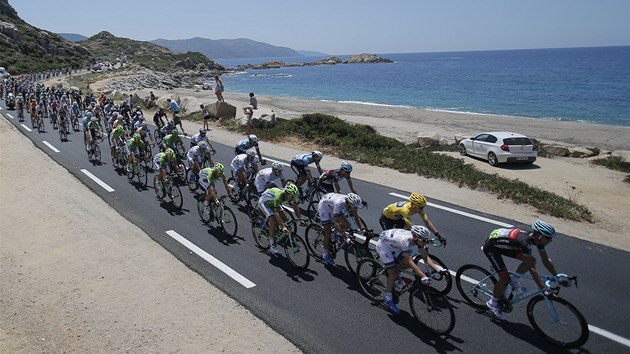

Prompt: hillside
[0,0,91,74]
[58,32,87,42]
[151,37,300,59]
[80,32,225,72]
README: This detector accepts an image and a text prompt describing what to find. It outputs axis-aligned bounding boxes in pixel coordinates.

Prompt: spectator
[243,105,254,134]
[249,92,257,109]
[201,104,210,131]
[166,97,186,135]
[214,75,224,102]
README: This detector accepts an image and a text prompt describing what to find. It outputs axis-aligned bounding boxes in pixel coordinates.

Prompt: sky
[8,0,630,55]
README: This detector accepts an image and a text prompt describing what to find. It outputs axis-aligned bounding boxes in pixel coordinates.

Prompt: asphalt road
[2,101,629,353]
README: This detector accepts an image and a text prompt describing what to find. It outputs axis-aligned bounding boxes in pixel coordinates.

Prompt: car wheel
[458,144,467,156]
[488,152,499,167]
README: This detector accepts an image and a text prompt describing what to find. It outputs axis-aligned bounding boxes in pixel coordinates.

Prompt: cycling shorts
[379,215,406,231]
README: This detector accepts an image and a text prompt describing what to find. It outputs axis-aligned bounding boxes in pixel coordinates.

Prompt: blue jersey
[292,153,315,166]
[236,138,256,151]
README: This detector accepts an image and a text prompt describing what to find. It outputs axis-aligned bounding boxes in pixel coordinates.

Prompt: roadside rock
[570,147,597,158]
[543,145,570,157]
[611,150,630,163]
[417,132,447,147]
[206,101,237,119]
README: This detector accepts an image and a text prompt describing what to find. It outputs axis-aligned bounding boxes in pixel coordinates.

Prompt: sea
[211,46,630,127]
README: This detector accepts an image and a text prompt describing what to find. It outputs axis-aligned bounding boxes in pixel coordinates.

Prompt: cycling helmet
[171,129,179,136]
[199,128,206,134]
[340,161,353,173]
[168,120,174,126]
[271,162,284,171]
[86,111,93,117]
[198,141,208,151]
[532,219,556,238]
[284,182,299,196]
[409,193,427,208]
[90,117,97,122]
[165,148,176,159]
[245,148,256,158]
[248,134,258,143]
[133,133,141,141]
[410,225,430,240]
[312,150,323,161]
[345,193,363,208]
[214,162,224,173]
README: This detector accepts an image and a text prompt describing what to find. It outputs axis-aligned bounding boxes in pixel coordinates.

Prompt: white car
[458,132,537,166]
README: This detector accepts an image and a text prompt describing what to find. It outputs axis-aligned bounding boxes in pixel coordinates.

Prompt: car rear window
[504,137,532,145]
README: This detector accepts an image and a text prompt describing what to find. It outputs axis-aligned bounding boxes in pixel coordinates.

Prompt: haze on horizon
[9,0,630,55]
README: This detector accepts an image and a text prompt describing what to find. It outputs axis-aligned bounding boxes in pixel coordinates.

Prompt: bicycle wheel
[356,258,388,302]
[38,119,44,133]
[284,234,310,270]
[251,212,271,250]
[455,264,496,310]
[186,169,199,191]
[527,295,589,348]
[153,130,162,144]
[344,243,373,276]
[72,118,79,131]
[226,177,241,203]
[126,161,135,180]
[304,223,325,260]
[136,160,147,186]
[306,200,321,223]
[175,162,186,183]
[246,195,259,220]
[168,184,183,209]
[153,176,165,200]
[417,254,452,295]
[219,206,238,238]
[197,199,212,224]
[409,285,455,335]
[94,145,101,163]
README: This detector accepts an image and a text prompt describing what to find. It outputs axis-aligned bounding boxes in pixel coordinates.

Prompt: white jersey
[254,167,283,193]
[230,154,258,174]
[317,193,348,224]
[376,229,415,267]
[186,145,204,163]
[191,132,209,145]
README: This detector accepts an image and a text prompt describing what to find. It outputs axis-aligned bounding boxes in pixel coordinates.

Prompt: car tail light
[500,144,510,151]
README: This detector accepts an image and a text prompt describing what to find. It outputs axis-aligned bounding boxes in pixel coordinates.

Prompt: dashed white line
[80,169,115,192]
[20,123,32,132]
[166,230,256,288]
[42,140,60,153]
[388,192,513,228]
[589,325,630,348]
[6,113,13,119]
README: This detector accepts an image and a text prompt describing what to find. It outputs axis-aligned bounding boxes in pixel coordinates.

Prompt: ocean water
[212,46,630,127]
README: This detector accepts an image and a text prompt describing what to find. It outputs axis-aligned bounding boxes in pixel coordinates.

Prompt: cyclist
[376,225,432,314]
[482,220,561,321]
[291,150,323,187]
[153,107,167,131]
[136,122,153,145]
[256,182,301,255]
[190,128,215,151]
[153,148,180,184]
[317,192,367,266]
[160,120,177,138]
[86,116,102,146]
[234,134,265,164]
[254,162,286,195]
[317,161,358,194]
[187,141,210,175]
[379,193,443,242]
[126,133,146,167]
[109,124,126,157]
[230,148,260,192]
[161,129,183,154]
[198,163,232,214]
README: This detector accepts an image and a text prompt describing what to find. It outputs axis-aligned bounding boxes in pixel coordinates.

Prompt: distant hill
[296,50,329,57]
[0,0,91,74]
[58,32,88,42]
[79,31,224,72]
[151,37,302,59]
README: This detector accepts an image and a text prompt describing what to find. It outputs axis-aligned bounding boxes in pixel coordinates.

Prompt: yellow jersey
[382,201,427,226]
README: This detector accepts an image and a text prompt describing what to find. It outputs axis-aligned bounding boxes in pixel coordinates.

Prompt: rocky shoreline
[231,53,392,70]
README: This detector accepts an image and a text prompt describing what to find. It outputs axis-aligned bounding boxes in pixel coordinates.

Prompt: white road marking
[20,124,32,132]
[80,169,115,192]
[42,140,60,153]
[166,230,256,288]
[388,192,514,228]
[6,113,13,119]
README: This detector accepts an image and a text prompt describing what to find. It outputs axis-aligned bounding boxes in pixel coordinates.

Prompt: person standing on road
[167,97,186,135]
